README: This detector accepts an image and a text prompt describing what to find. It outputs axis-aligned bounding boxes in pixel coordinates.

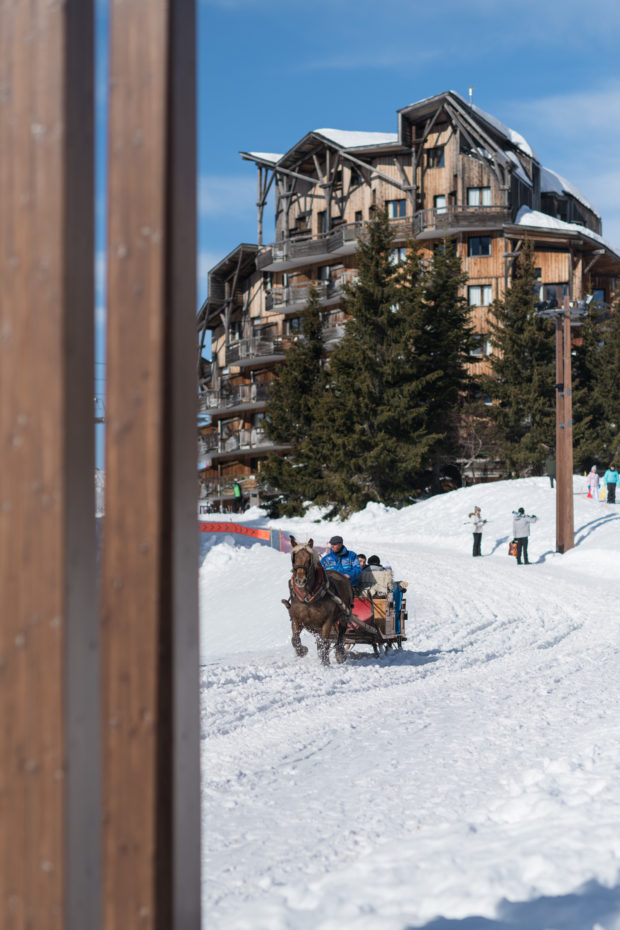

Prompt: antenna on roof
[468,86,474,107]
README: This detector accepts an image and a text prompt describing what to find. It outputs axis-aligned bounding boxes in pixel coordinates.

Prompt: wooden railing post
[0,2,99,928]
[102,1,200,927]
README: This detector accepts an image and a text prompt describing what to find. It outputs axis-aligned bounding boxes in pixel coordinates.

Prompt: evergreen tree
[571,304,604,468]
[311,217,446,515]
[408,239,476,480]
[261,287,326,515]
[484,240,556,474]
[585,301,620,463]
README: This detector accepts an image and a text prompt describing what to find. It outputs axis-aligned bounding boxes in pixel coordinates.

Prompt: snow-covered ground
[201,477,620,930]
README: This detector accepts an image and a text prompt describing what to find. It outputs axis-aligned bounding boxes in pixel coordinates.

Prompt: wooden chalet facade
[197,90,620,509]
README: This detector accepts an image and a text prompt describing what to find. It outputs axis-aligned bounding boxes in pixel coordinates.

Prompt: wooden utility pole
[0,2,99,928]
[555,297,575,553]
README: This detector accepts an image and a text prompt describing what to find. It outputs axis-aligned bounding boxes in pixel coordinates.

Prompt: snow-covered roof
[540,166,600,219]
[503,150,531,187]
[314,128,399,149]
[471,102,535,159]
[244,152,283,165]
[514,207,620,259]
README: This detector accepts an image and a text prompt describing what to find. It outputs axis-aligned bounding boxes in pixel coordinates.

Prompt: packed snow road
[202,479,620,930]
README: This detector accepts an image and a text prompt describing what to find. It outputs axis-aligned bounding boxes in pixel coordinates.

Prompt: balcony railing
[199,427,282,458]
[198,382,270,414]
[265,269,358,312]
[413,204,511,236]
[256,222,362,271]
[226,337,286,364]
[256,205,513,270]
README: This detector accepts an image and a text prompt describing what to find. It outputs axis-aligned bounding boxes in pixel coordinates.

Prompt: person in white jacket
[468,506,486,557]
[512,507,537,564]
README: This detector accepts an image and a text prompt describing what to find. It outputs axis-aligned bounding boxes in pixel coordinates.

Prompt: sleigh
[330,566,408,655]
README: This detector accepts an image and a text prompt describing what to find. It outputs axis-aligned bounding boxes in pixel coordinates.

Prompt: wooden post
[555,298,575,553]
[101,0,200,927]
[0,2,99,928]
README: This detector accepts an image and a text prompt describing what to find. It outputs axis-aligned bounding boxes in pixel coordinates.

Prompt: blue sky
[199,0,620,305]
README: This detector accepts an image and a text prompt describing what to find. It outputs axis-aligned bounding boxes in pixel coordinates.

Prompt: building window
[386,199,406,218]
[468,285,493,306]
[426,146,445,168]
[318,265,331,282]
[467,187,492,206]
[390,247,407,265]
[537,282,569,307]
[470,334,493,357]
[354,210,363,224]
[592,288,605,307]
[468,236,491,257]
[317,211,327,234]
[434,194,447,214]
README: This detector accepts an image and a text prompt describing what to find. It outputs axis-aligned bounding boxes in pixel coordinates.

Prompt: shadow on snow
[407,879,620,929]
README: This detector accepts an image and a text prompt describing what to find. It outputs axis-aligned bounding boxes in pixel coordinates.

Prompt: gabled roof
[242,127,402,175]
[397,90,535,159]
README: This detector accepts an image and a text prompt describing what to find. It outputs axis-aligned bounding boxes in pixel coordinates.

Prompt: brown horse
[283,536,351,665]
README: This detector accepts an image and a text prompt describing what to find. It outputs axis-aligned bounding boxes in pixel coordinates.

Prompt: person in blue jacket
[603,464,619,503]
[320,535,362,586]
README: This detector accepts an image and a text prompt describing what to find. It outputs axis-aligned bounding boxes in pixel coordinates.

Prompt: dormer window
[426,146,445,168]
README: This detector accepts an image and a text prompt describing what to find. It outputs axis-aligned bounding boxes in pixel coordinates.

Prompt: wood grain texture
[101,1,199,927]
[0,1,97,928]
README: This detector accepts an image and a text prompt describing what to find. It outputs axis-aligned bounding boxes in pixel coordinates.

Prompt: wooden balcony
[413,205,512,237]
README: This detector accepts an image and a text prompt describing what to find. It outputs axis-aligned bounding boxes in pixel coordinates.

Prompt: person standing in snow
[468,506,486,557]
[512,507,537,565]
[586,465,600,500]
[603,464,619,503]
[320,535,362,586]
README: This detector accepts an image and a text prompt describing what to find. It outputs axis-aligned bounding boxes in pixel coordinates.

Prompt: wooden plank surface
[0,2,97,928]
[101,0,199,927]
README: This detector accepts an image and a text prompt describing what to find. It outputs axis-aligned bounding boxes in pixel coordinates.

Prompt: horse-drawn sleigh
[282,537,407,665]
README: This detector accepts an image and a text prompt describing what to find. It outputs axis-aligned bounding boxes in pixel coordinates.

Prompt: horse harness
[288,558,351,616]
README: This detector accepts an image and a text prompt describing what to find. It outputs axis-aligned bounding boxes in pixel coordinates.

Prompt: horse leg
[317,621,332,666]
[291,617,308,658]
[334,616,347,664]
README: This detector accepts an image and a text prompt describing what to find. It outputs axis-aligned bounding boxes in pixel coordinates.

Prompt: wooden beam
[0,2,99,928]
[102,0,200,927]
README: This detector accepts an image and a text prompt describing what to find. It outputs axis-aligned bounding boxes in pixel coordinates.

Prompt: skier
[512,507,537,565]
[603,464,619,504]
[468,506,486,557]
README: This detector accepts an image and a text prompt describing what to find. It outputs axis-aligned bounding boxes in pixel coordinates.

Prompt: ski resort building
[197,90,620,510]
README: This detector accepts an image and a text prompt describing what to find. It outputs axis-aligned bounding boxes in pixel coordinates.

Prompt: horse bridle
[290,547,328,603]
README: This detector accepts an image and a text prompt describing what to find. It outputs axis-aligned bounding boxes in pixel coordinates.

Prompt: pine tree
[311,217,448,515]
[484,240,556,474]
[585,302,620,463]
[261,287,326,515]
[409,239,476,481]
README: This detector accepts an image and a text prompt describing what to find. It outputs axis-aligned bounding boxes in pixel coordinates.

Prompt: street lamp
[535,294,592,553]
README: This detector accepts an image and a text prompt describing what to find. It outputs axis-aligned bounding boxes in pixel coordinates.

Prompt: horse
[282,536,352,665]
